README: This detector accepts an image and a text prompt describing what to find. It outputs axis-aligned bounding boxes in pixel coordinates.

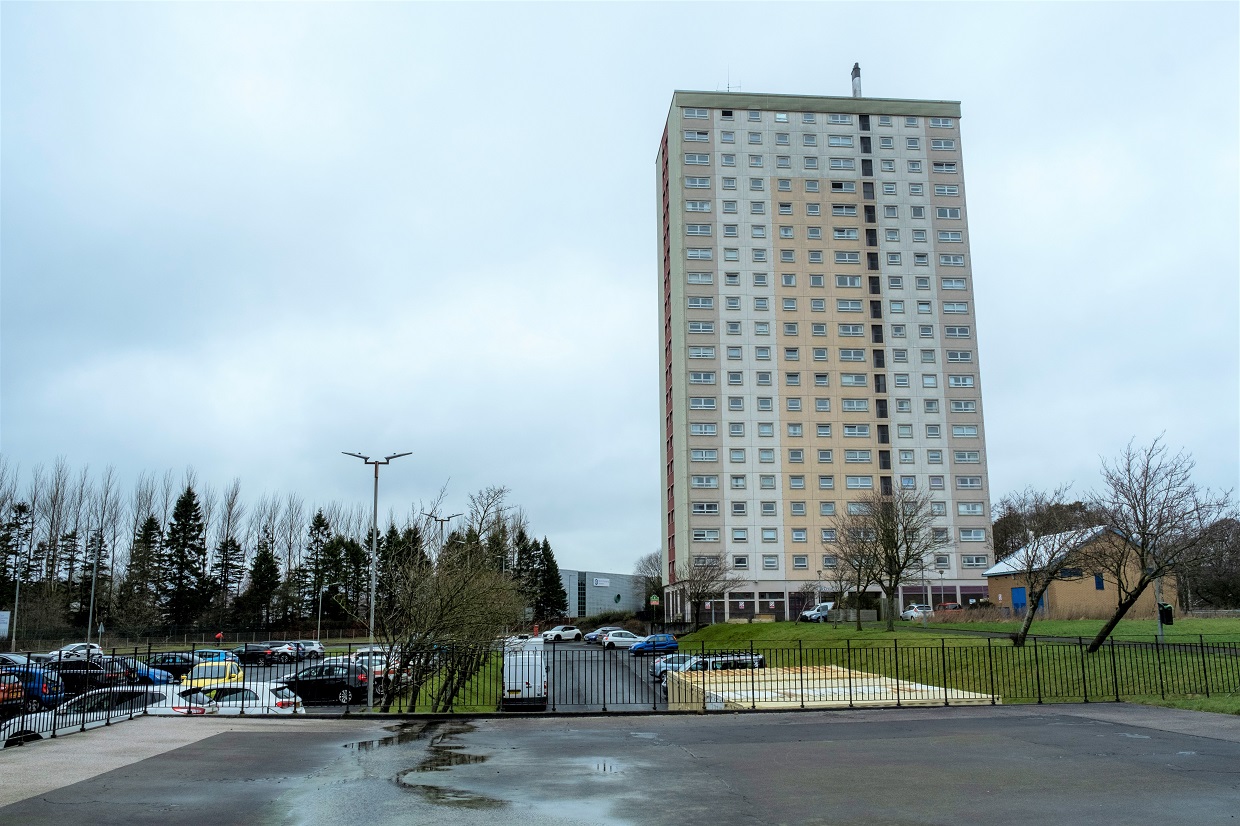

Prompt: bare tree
[1178,518,1240,609]
[992,486,1096,646]
[672,554,745,630]
[1084,438,1235,652]
[832,487,947,631]
[633,550,663,604]
[821,540,876,630]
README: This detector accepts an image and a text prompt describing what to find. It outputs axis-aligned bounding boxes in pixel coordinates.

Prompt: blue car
[193,649,240,664]
[0,665,67,713]
[628,634,678,656]
[104,656,175,686]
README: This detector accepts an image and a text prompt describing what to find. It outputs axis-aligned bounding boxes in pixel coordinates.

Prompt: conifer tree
[161,486,209,628]
[535,537,568,621]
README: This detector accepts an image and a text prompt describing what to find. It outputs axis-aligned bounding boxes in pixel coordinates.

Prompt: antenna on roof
[851,63,862,97]
[718,67,742,93]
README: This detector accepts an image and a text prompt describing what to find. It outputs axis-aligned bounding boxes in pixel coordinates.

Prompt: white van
[799,602,836,622]
[501,636,547,711]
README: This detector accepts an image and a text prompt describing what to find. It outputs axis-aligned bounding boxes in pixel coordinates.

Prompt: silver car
[599,630,642,649]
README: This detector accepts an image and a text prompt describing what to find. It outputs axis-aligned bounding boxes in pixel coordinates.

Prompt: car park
[629,634,678,656]
[182,661,244,690]
[189,681,305,714]
[276,662,370,705]
[649,653,696,680]
[599,630,643,649]
[145,651,202,680]
[541,625,582,642]
[0,665,66,712]
[799,601,836,622]
[900,604,933,620]
[0,686,217,747]
[583,626,623,644]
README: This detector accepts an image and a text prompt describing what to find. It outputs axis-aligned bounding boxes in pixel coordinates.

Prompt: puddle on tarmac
[361,721,499,808]
[397,783,505,809]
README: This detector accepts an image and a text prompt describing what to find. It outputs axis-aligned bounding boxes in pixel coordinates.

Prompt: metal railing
[2,637,1237,746]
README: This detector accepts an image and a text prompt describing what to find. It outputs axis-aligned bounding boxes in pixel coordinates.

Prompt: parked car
[145,651,202,680]
[0,665,66,712]
[629,634,678,656]
[583,626,623,645]
[900,604,933,620]
[43,643,104,662]
[42,657,134,695]
[649,653,696,680]
[191,649,240,664]
[934,603,963,612]
[0,674,26,719]
[182,661,244,690]
[261,642,302,663]
[189,681,305,714]
[662,652,766,686]
[0,653,42,668]
[599,630,643,649]
[800,602,836,623]
[100,656,175,686]
[276,662,369,705]
[293,640,326,659]
[233,643,281,666]
[1,686,217,747]
[541,625,582,642]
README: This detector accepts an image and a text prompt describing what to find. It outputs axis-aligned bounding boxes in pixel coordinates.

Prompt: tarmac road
[1,704,1238,825]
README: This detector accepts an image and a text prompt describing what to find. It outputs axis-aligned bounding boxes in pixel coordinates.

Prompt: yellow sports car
[182,661,243,689]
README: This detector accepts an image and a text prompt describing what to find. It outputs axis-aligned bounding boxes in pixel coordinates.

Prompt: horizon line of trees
[0,457,568,643]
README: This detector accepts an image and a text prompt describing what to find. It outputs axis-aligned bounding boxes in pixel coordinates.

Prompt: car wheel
[554,634,562,641]
[573,633,582,641]
[22,698,41,714]
[605,642,615,649]
[337,688,354,705]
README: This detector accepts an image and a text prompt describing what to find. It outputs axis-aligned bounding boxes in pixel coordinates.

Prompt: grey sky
[2,2,1237,573]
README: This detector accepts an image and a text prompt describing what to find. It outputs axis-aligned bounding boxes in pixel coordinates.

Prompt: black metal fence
[2,637,1238,747]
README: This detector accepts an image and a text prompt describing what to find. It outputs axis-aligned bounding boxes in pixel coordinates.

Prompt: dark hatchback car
[277,663,370,705]
[43,658,134,695]
[233,644,281,666]
[146,652,202,681]
[0,665,67,712]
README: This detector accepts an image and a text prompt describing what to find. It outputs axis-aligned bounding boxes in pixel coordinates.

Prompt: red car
[934,602,963,612]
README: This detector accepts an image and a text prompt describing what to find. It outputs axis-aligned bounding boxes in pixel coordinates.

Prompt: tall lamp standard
[343,451,411,710]
[422,512,463,555]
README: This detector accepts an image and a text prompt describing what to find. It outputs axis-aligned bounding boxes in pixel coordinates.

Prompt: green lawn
[677,621,1240,715]
[927,617,1240,643]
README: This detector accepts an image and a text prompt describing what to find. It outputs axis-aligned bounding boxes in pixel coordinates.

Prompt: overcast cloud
[2,2,1237,573]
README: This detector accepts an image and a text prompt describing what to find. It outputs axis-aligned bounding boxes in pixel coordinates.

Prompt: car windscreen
[191,665,231,678]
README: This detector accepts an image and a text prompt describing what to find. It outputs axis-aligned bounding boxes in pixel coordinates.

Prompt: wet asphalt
[2,704,1239,825]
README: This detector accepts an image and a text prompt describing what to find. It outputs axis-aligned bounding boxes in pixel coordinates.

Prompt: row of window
[687,225,965,244]
[686,273,967,293]
[688,420,980,441]
[706,551,987,572]
[689,295,970,313]
[683,108,955,131]
[689,153,959,176]
[685,129,957,150]
[688,345,971,360]
[690,445,982,463]
[686,319,973,338]
[687,249,967,267]
[690,526,987,545]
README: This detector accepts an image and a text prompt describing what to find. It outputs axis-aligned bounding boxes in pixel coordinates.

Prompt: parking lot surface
[1,704,1238,824]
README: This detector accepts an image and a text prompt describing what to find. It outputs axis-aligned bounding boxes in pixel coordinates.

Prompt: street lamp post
[937,570,945,609]
[317,582,343,644]
[343,451,411,710]
[422,512,463,555]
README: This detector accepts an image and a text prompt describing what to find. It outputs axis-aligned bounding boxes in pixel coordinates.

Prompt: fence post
[749,639,757,711]
[940,638,949,707]
[846,639,854,709]
[893,638,901,708]
[1155,637,1166,700]
[1198,634,1210,698]
[701,641,707,713]
[1109,637,1121,702]
[1033,636,1043,704]
[986,637,996,705]
[1079,637,1089,703]
[798,639,805,710]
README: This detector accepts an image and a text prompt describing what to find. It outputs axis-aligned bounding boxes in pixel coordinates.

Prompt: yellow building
[982,527,1168,620]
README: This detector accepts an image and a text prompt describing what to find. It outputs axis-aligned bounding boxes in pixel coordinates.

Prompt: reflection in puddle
[398,784,505,809]
[366,721,499,808]
[348,721,431,751]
